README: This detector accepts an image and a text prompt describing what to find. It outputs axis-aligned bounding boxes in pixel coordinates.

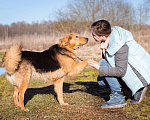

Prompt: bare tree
[0,0,150,40]
[54,0,138,30]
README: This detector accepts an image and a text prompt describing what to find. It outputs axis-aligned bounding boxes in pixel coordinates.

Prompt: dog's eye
[76,36,78,39]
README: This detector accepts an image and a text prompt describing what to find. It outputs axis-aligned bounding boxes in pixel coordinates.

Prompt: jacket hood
[106,26,133,55]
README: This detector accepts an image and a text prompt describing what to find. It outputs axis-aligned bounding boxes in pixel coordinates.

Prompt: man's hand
[89,62,100,70]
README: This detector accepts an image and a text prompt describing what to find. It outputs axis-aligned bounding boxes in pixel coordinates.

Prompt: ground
[0,53,150,120]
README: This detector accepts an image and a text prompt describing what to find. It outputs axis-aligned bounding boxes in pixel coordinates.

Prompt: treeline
[0,20,91,39]
[0,0,150,39]
[0,21,53,38]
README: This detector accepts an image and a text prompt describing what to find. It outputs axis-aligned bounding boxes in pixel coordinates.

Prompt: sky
[0,0,145,25]
[0,0,68,25]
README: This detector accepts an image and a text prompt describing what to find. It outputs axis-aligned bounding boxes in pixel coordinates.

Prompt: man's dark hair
[91,20,111,36]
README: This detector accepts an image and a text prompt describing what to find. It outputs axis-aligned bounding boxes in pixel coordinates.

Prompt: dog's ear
[60,38,66,47]
[60,35,71,47]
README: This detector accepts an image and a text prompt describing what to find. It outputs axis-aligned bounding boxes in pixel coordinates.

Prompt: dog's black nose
[85,38,88,42]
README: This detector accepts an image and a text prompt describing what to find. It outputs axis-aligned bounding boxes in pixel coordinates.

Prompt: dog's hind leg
[13,86,19,107]
[54,77,68,105]
[19,76,30,112]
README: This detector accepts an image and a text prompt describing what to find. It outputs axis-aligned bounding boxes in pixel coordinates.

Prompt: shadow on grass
[24,81,133,106]
[75,81,133,101]
[24,82,111,106]
[24,82,79,106]
[75,82,111,101]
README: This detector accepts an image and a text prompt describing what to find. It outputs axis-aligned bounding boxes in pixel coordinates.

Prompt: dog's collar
[66,46,74,50]
[77,57,83,61]
[60,45,83,61]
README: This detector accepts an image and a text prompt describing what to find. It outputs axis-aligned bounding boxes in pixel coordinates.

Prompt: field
[0,30,150,119]
[0,53,150,120]
[0,67,150,120]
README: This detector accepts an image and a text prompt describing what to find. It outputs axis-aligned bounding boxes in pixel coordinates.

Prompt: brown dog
[2,33,99,111]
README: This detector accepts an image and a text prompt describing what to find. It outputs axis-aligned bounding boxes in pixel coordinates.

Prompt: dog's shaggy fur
[2,33,99,111]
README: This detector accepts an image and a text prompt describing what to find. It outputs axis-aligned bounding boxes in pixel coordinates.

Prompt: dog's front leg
[54,78,68,105]
[68,59,99,76]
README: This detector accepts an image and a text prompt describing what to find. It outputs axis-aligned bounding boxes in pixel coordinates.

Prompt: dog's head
[60,33,88,49]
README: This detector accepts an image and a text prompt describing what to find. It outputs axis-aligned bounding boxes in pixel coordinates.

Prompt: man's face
[91,32,107,43]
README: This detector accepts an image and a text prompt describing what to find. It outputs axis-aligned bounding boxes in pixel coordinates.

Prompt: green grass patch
[0,52,4,67]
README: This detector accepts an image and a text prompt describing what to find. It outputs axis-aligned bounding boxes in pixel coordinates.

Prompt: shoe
[131,87,147,104]
[100,91,127,108]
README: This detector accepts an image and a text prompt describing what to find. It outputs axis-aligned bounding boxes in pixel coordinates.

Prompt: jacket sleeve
[99,44,129,77]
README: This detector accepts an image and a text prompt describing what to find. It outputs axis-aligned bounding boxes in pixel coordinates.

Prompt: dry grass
[131,29,150,53]
[0,29,150,61]
[0,34,63,52]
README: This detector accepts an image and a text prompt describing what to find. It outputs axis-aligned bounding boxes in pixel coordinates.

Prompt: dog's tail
[2,45,22,74]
